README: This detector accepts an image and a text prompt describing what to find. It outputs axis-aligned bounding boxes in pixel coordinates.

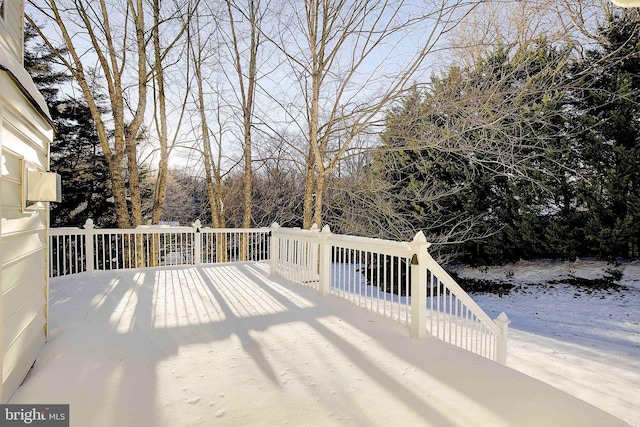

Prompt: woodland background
[25,0,640,264]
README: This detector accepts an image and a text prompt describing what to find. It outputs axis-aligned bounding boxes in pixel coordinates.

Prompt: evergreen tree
[570,10,640,260]
[372,39,573,263]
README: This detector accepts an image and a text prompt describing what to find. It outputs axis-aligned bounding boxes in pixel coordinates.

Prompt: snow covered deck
[9,262,628,426]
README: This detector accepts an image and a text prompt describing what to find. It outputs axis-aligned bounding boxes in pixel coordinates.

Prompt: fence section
[269,224,320,288]
[49,219,270,277]
[423,253,509,363]
[326,232,415,326]
[270,224,509,364]
[200,227,270,264]
[50,228,87,276]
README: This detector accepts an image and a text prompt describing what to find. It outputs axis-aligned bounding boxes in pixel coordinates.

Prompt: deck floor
[10,262,627,426]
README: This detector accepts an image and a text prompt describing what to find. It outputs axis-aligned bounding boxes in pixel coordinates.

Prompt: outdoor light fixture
[611,0,640,6]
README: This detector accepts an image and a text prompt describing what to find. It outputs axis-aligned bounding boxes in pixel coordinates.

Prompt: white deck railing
[49,219,270,276]
[270,223,510,364]
[49,219,509,364]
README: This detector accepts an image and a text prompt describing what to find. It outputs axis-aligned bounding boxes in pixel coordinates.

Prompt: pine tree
[570,10,640,260]
[371,39,574,263]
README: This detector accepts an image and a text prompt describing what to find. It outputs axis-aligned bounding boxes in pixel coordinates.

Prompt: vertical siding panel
[0,5,7,58]
[0,137,49,403]
[3,282,46,351]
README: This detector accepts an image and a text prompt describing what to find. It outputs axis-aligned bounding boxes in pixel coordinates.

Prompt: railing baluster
[448,285,452,343]
[56,236,61,277]
[103,234,107,270]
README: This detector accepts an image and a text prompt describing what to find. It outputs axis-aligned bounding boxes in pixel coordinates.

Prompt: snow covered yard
[9,262,631,426]
[452,259,640,427]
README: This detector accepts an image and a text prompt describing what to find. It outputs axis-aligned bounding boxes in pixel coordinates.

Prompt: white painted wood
[3,282,46,352]
[0,147,21,178]
[1,107,49,165]
[0,0,24,61]
[2,322,45,400]
[0,176,20,207]
[0,230,46,266]
[0,209,45,235]
[3,106,51,153]
[1,251,46,293]
[2,262,45,312]
[49,222,272,275]
[1,11,52,400]
[270,225,507,363]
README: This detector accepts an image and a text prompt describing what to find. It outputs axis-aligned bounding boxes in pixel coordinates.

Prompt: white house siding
[0,63,53,402]
[0,0,23,62]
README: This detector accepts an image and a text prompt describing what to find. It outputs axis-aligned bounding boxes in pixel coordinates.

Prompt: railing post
[319,224,332,296]
[269,222,280,277]
[309,224,319,284]
[410,231,429,338]
[84,219,95,273]
[192,220,202,266]
[495,312,511,365]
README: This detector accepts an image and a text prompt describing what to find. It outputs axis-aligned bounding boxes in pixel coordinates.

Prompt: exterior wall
[0,52,53,402]
[0,0,24,63]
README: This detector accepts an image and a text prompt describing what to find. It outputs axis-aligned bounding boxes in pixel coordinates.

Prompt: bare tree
[265,0,479,228]
[217,0,269,259]
[158,169,203,224]
[445,0,614,66]
[28,0,195,228]
[554,0,615,53]
[220,0,265,231]
[149,0,196,224]
[188,7,228,228]
[27,0,148,227]
[252,132,306,226]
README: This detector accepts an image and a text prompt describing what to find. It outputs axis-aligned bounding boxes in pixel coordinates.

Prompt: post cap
[495,312,511,326]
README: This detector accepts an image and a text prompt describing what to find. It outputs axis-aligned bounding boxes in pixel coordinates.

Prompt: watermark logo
[0,405,68,426]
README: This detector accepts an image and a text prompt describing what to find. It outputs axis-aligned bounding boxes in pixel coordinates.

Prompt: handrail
[327,233,412,254]
[425,252,502,337]
[48,225,269,235]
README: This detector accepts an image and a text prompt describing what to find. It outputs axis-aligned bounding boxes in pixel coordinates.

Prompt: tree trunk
[302,146,316,229]
[242,127,252,229]
[225,0,260,258]
[151,0,170,225]
[108,154,132,228]
[312,168,325,228]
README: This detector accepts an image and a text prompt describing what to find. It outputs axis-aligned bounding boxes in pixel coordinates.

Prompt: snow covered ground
[9,262,633,426]
[451,259,640,427]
